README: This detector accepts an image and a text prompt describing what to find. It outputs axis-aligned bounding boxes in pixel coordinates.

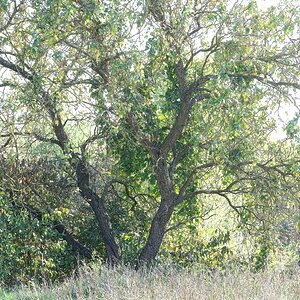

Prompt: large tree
[0,0,299,270]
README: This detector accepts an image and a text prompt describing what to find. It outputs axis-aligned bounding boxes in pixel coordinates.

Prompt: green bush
[0,193,77,286]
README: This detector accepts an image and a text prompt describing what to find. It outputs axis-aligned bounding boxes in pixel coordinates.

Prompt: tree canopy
[0,0,299,285]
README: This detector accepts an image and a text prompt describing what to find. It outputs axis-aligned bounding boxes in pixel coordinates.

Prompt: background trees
[0,0,299,285]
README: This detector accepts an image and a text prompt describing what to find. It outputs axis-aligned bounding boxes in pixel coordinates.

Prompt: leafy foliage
[0,0,299,285]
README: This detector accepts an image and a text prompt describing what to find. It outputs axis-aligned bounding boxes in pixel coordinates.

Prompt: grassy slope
[1,265,300,300]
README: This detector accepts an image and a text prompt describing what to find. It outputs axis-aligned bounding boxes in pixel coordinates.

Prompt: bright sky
[256,0,281,9]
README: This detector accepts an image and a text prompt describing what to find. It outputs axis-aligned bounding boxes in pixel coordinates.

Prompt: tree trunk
[75,156,122,265]
[137,199,175,268]
[89,194,122,265]
[136,156,175,268]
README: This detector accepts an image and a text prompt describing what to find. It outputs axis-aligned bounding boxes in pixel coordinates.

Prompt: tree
[0,0,299,272]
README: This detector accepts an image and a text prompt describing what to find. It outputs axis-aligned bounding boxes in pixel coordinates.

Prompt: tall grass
[2,264,300,300]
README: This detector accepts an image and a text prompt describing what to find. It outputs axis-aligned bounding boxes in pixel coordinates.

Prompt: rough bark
[137,199,175,268]
[136,156,175,268]
[160,60,191,155]
[74,155,122,264]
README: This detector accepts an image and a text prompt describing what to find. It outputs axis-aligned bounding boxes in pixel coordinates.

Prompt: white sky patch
[256,0,281,9]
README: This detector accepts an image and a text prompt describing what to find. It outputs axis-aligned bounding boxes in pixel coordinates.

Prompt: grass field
[1,265,300,300]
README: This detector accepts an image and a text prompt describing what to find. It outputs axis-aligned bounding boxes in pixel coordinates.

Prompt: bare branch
[227,73,300,90]
[165,207,215,234]
[80,133,103,154]
[0,0,24,33]
[177,161,216,202]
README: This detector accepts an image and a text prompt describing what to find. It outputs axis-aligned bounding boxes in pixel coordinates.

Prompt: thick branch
[71,153,122,264]
[0,0,23,33]
[0,56,33,80]
[160,60,192,155]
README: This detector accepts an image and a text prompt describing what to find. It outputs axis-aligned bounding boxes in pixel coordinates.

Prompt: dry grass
[3,265,300,300]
